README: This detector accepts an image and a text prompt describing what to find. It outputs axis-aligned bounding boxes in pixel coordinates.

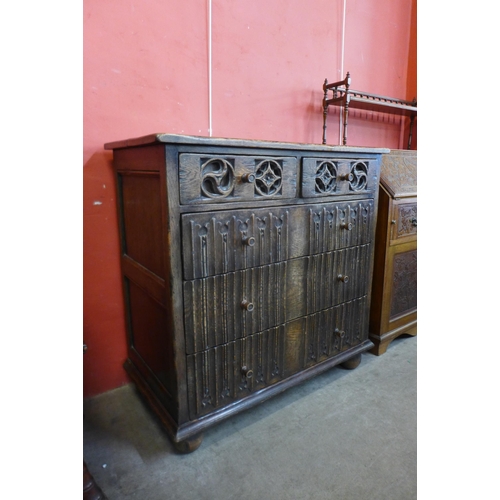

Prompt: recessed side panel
[126,279,176,398]
[120,172,165,279]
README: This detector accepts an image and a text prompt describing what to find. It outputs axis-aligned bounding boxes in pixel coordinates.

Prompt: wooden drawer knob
[337,274,349,283]
[241,366,253,379]
[335,328,345,338]
[341,222,353,231]
[241,173,255,183]
[242,236,256,247]
[241,300,254,311]
[340,173,354,182]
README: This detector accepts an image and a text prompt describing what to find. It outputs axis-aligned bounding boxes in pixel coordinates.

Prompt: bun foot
[341,353,362,370]
[173,434,203,454]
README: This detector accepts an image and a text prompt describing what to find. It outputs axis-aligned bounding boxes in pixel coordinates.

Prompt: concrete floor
[83,335,417,500]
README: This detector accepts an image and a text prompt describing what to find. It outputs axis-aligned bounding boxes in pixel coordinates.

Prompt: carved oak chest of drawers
[104,134,388,452]
[369,150,417,355]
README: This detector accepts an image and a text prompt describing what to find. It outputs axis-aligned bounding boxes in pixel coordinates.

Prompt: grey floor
[83,335,417,500]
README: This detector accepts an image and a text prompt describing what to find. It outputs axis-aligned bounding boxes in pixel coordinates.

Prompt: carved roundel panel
[200,158,235,199]
[315,161,338,194]
[349,161,368,191]
[254,160,283,197]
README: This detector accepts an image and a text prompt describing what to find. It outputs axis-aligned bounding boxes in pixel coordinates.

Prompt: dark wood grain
[183,262,287,353]
[119,172,165,278]
[181,206,291,280]
[107,134,386,451]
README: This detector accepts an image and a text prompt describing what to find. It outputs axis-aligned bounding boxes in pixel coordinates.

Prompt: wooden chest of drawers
[104,134,388,452]
[369,150,417,355]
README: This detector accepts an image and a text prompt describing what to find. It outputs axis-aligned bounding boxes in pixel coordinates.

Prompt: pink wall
[83,0,417,398]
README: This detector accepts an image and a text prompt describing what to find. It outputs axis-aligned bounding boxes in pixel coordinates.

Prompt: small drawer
[179,153,298,204]
[390,200,417,242]
[302,157,378,198]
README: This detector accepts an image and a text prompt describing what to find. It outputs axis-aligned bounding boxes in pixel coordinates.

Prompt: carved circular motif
[349,161,368,191]
[315,161,338,193]
[200,158,235,198]
[254,160,282,196]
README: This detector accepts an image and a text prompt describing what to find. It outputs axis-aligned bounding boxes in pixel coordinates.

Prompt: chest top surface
[104,133,390,154]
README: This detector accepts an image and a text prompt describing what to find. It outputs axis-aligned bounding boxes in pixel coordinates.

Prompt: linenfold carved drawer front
[302,296,368,369]
[302,158,378,198]
[304,244,371,315]
[105,133,387,452]
[183,244,372,355]
[186,294,369,420]
[179,154,298,204]
[186,325,286,419]
[307,200,374,254]
[183,262,287,354]
[182,207,289,280]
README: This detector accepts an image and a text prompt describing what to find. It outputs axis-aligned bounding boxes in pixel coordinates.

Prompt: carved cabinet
[369,150,417,355]
[104,134,387,452]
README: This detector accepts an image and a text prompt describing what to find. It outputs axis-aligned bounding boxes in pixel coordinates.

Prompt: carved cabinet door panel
[389,248,417,321]
[381,240,417,333]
